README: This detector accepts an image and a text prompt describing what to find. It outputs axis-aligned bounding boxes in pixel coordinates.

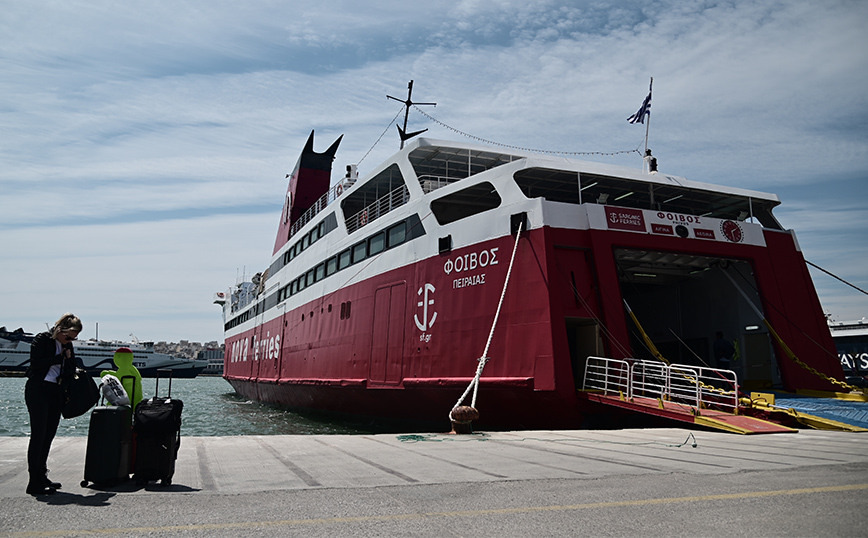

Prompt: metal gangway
[582,356,740,414]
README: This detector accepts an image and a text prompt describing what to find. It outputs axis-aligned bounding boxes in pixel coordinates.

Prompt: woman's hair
[51,313,83,339]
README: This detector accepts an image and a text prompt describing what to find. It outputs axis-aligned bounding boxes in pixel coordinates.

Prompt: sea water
[0,376,377,437]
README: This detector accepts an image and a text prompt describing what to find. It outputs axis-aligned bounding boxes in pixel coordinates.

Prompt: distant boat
[197,347,225,376]
[829,318,868,387]
[0,326,208,378]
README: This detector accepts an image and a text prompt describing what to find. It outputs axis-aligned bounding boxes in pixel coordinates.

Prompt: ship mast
[387,80,436,149]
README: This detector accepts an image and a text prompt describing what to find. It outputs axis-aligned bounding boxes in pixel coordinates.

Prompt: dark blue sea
[0,376,379,437]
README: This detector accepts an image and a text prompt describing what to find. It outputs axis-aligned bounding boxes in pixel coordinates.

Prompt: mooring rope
[450,221,524,420]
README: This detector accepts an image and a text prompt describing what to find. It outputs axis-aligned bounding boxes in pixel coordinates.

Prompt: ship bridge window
[513,168,782,229]
[341,164,409,234]
[410,145,519,193]
[368,231,386,256]
[338,248,352,270]
[430,181,502,225]
[387,222,406,248]
[352,241,367,264]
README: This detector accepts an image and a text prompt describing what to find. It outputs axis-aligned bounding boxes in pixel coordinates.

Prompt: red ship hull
[224,218,841,430]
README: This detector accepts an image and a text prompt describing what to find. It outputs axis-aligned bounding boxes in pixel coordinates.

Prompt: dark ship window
[341,164,409,234]
[352,242,367,264]
[410,145,518,194]
[430,182,502,225]
[387,222,406,247]
[512,167,782,229]
[338,249,352,270]
[368,232,385,256]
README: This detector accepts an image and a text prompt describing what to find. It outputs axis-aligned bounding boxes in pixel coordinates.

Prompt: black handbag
[61,368,100,419]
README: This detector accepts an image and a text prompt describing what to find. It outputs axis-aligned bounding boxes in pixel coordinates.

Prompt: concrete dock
[1,428,867,537]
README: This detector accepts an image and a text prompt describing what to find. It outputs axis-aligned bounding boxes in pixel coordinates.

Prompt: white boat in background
[0,327,208,378]
[829,318,868,387]
[0,327,33,375]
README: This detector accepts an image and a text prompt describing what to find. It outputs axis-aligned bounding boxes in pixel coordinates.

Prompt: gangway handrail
[583,357,630,396]
[670,362,739,412]
[582,357,740,414]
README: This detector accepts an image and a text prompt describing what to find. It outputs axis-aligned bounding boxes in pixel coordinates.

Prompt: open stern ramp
[580,357,796,434]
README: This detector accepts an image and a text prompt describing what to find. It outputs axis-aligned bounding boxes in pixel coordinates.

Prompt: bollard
[449,405,479,434]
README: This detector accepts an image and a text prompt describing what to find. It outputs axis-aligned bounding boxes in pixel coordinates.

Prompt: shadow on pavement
[35,491,115,506]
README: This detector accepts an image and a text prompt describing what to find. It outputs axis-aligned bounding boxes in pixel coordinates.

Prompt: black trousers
[25,378,62,482]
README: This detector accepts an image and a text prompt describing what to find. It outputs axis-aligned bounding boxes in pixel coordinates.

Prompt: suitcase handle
[155,369,173,398]
[121,374,137,405]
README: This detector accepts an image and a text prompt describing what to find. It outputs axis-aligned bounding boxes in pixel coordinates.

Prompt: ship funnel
[273,130,342,255]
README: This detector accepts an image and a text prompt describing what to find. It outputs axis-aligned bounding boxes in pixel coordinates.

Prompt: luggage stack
[80,375,136,488]
[133,369,183,486]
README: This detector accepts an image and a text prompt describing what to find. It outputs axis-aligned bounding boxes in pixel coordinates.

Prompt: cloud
[1,213,276,342]
[1,0,867,340]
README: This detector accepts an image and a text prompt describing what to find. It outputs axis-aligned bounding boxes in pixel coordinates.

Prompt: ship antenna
[387,80,436,149]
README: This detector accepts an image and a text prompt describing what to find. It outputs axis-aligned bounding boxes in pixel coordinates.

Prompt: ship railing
[289,181,347,240]
[346,184,410,234]
[418,175,464,194]
[668,363,739,413]
[584,357,739,414]
[583,357,631,396]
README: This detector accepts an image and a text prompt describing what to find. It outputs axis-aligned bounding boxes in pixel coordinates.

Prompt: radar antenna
[387,80,436,149]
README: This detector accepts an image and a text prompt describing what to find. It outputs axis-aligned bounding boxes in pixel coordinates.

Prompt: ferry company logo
[720,220,744,243]
[605,207,645,232]
[414,283,437,332]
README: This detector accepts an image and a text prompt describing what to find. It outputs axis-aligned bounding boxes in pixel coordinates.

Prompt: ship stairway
[577,357,797,434]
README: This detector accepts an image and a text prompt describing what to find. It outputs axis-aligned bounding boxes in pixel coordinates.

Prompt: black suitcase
[133,369,183,486]
[80,376,135,487]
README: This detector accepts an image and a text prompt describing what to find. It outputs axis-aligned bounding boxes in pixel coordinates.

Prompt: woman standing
[25,313,82,495]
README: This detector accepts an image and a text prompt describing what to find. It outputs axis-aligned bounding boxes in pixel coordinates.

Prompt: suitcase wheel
[80,480,89,488]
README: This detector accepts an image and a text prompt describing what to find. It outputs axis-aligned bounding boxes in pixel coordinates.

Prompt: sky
[2,0,867,344]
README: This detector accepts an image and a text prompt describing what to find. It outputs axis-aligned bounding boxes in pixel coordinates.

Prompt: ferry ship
[829,318,868,387]
[0,327,207,378]
[218,104,846,430]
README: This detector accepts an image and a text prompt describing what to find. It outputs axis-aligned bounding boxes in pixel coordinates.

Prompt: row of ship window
[282,217,334,266]
[276,220,409,304]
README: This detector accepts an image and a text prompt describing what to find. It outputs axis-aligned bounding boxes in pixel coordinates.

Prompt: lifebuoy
[360,210,368,226]
[336,183,343,196]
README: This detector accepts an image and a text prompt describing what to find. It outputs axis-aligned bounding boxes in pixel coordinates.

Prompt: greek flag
[627,82,652,124]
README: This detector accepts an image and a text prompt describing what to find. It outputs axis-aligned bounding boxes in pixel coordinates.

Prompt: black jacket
[26,332,77,382]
